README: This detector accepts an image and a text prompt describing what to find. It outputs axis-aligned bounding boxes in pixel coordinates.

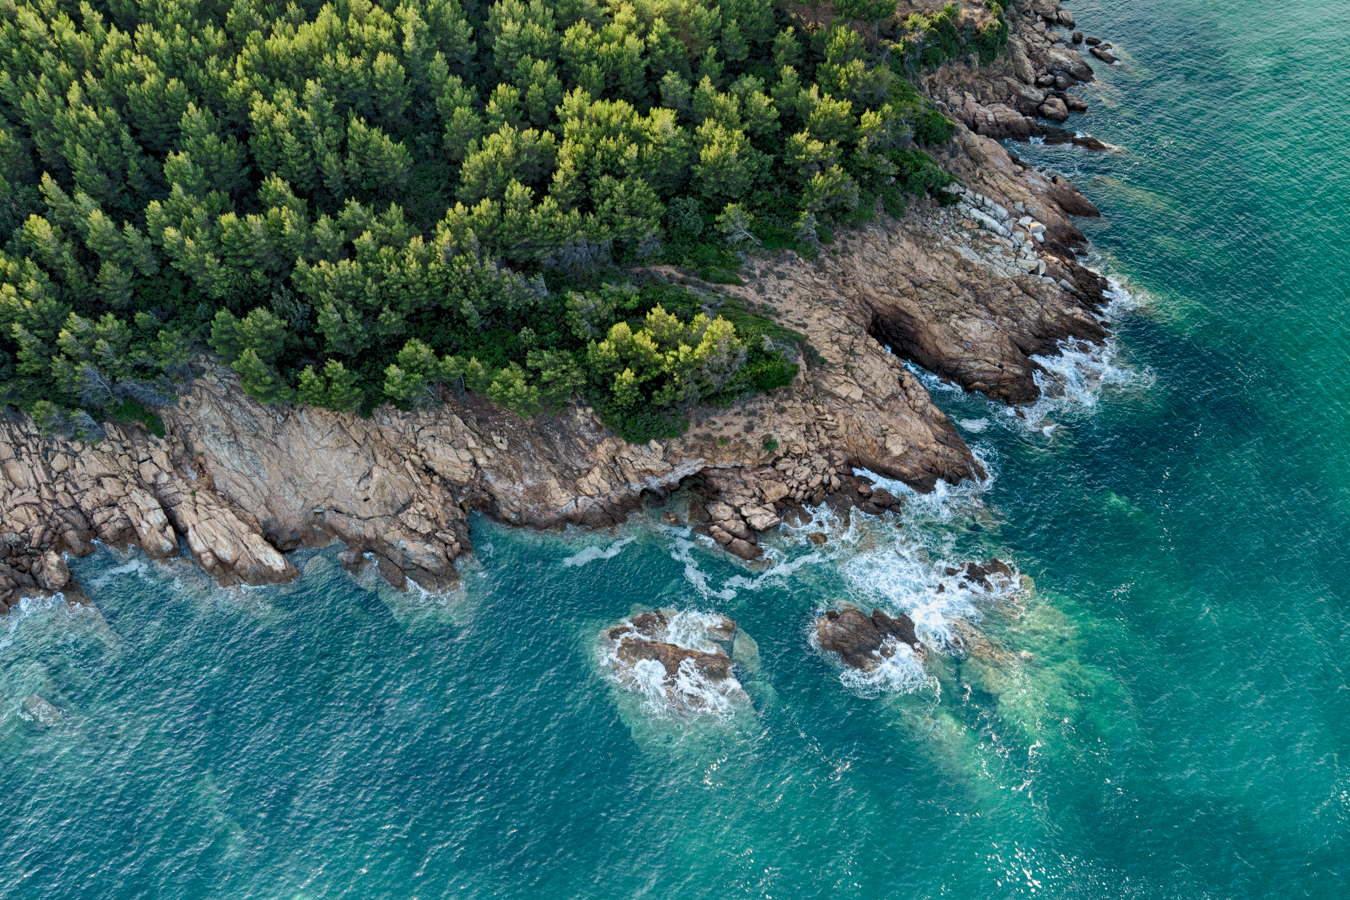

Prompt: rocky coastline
[0,0,1115,613]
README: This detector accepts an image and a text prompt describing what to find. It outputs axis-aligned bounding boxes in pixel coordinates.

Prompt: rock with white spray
[601,609,754,716]
[815,606,921,672]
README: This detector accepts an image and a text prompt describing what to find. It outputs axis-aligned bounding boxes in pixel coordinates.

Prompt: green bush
[744,357,798,392]
[915,109,956,146]
[890,149,961,202]
[894,1,1011,71]
[107,398,166,439]
[882,186,907,218]
[601,405,690,445]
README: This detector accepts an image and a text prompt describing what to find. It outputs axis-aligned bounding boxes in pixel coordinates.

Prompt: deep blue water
[4,1,1349,896]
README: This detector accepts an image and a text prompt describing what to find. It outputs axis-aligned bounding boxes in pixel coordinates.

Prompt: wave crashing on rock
[600,609,752,718]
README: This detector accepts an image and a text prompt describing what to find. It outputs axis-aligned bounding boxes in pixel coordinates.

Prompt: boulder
[1039,97,1070,122]
[870,488,902,509]
[1046,46,1095,82]
[743,508,782,532]
[1090,45,1118,64]
[35,550,69,591]
[707,501,736,522]
[760,480,790,504]
[726,538,762,561]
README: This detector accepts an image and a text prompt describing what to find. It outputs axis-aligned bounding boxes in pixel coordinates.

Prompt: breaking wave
[777,489,1022,695]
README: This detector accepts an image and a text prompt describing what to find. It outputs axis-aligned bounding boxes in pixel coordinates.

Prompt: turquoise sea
[4,1,1349,896]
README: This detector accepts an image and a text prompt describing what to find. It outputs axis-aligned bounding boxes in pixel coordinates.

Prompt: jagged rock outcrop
[946,558,1016,590]
[0,416,297,612]
[919,0,1114,150]
[816,606,922,671]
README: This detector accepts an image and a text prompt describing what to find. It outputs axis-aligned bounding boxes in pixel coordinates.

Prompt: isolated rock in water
[956,558,1015,590]
[617,640,732,683]
[22,695,62,727]
[602,609,751,715]
[815,606,920,672]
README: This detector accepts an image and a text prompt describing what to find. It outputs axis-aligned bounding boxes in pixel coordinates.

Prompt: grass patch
[108,398,166,438]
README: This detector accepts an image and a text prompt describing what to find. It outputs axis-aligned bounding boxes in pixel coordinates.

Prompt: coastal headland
[0,0,1114,610]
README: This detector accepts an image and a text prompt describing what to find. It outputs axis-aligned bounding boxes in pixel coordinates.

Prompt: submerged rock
[21,694,62,728]
[815,606,921,672]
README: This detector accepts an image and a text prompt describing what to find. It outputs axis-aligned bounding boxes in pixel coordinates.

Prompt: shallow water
[4,1,1349,896]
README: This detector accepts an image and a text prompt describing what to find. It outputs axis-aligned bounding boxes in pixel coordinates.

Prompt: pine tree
[298,359,363,412]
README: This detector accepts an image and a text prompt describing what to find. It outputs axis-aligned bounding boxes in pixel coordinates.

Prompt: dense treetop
[0,0,1006,440]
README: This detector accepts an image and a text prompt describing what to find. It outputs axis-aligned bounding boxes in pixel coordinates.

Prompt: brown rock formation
[816,606,922,671]
[921,0,1113,149]
[945,558,1017,590]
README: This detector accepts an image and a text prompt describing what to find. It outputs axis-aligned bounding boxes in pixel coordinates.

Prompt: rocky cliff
[0,0,1111,611]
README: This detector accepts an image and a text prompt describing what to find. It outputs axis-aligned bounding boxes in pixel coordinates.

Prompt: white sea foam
[661,609,732,654]
[721,550,823,594]
[84,554,153,589]
[1020,275,1153,429]
[855,443,997,524]
[668,536,738,601]
[561,536,635,568]
[836,640,930,697]
[898,270,1150,439]
[834,538,992,652]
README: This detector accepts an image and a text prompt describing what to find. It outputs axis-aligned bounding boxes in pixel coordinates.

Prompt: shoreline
[0,0,1119,613]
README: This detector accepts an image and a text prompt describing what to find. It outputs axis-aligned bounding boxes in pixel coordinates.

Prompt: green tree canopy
[0,0,995,439]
